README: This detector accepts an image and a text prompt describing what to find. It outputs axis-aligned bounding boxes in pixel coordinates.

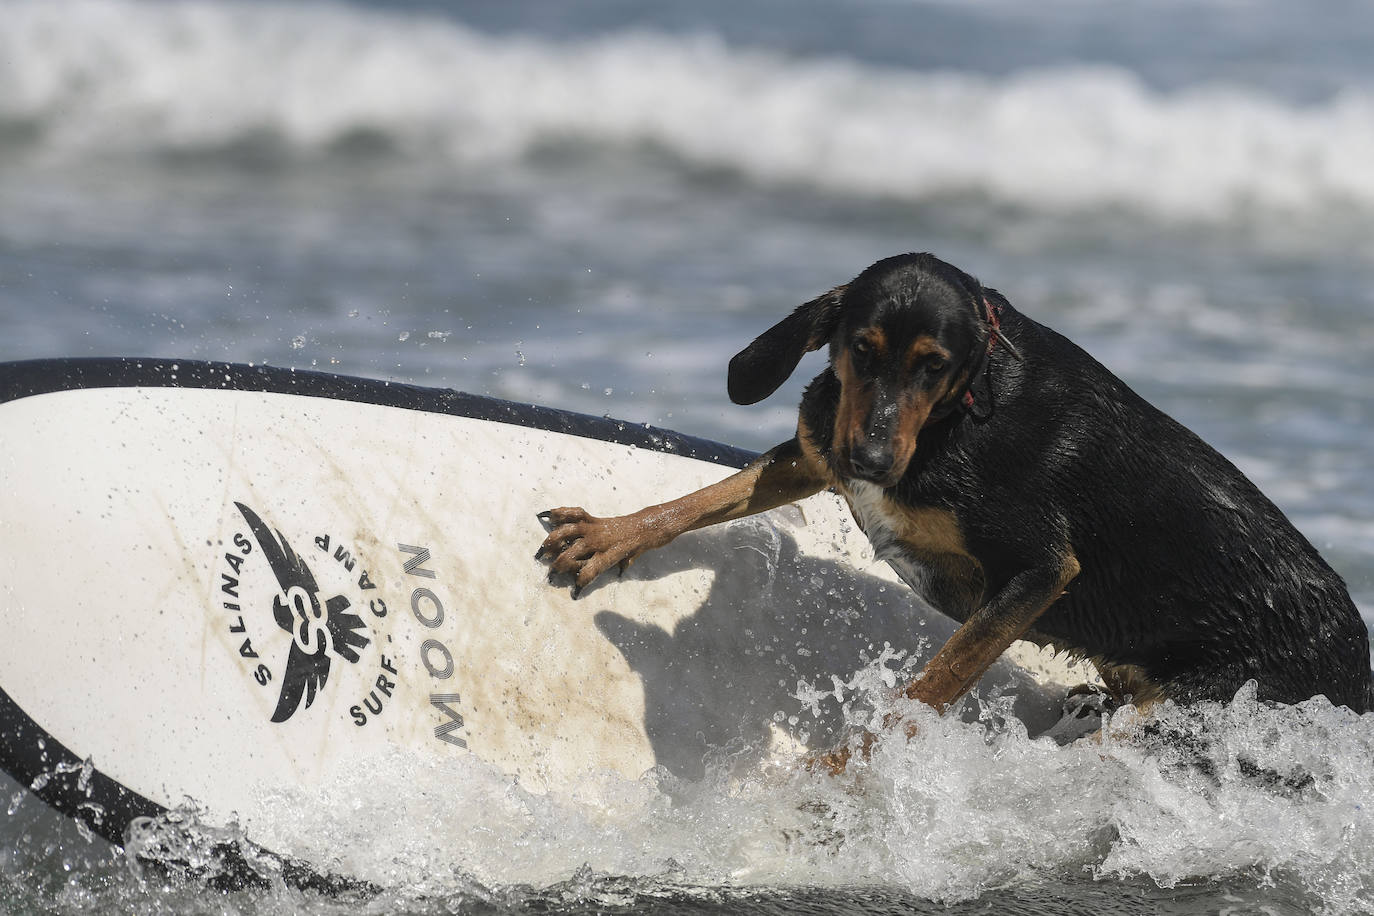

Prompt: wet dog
[538,253,1372,768]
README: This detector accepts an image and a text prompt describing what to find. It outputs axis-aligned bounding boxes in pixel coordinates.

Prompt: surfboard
[0,357,1086,888]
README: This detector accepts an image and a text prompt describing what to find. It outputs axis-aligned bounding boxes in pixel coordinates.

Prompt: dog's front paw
[535,506,648,598]
[803,729,878,776]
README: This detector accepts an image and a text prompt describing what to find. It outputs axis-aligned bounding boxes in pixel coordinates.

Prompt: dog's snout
[849,442,895,482]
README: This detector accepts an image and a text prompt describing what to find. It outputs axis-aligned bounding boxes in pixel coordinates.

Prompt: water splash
[151,660,1362,912]
[4,670,1372,911]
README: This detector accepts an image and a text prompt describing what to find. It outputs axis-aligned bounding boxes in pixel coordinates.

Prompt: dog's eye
[926,357,948,374]
[852,340,871,360]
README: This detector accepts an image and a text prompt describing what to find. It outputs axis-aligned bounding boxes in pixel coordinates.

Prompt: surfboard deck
[0,358,1088,884]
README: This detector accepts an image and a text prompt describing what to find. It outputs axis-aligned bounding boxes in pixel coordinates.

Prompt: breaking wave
[6,0,1374,222]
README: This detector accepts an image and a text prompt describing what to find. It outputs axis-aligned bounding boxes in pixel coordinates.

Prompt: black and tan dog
[537,253,1372,767]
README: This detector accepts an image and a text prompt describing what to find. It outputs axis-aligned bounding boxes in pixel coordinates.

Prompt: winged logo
[234,502,371,722]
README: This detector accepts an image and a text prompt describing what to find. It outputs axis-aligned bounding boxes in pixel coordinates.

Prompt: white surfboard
[0,358,1086,887]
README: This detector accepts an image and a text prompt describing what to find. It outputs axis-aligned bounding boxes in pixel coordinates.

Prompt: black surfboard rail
[0,687,371,895]
[0,357,758,468]
[0,356,758,894]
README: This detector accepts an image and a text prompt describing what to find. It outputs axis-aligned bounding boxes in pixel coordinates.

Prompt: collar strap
[959,296,1019,417]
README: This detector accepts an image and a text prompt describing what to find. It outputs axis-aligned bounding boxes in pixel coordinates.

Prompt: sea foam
[6,0,1374,222]
[167,668,1374,912]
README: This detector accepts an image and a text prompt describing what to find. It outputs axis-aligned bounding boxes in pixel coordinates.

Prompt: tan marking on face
[865,335,952,476]
[903,335,951,373]
[885,369,963,479]
[832,348,875,470]
[856,326,889,359]
[888,390,929,475]
[834,330,969,482]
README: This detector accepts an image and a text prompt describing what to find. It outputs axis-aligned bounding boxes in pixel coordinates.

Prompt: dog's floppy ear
[727,285,846,405]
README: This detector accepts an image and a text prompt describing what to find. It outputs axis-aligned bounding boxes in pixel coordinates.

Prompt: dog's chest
[839,480,984,615]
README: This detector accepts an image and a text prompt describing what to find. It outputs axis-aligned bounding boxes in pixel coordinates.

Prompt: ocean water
[2,0,1374,912]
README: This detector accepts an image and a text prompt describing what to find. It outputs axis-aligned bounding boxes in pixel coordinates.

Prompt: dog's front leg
[814,552,1081,774]
[905,552,1080,708]
[537,437,828,597]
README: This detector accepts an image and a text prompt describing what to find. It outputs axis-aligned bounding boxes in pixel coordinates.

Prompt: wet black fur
[731,253,1372,712]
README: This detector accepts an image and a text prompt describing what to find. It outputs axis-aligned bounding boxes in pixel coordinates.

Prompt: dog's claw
[534,545,549,561]
[537,510,553,524]
[570,584,583,600]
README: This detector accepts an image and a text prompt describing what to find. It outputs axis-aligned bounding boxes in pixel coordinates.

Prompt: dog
[537,253,1372,769]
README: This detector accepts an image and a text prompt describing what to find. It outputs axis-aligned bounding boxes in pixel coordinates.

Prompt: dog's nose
[849,443,895,482]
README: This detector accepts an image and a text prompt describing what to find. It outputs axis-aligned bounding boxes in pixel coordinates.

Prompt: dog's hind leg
[1092,660,1166,710]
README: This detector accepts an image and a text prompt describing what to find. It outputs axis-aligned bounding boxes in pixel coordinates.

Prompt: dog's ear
[727,286,846,405]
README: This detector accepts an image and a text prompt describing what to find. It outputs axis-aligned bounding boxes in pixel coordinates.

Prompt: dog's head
[728,253,993,487]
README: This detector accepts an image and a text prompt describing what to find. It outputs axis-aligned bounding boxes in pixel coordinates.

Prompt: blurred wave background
[3,2,1374,912]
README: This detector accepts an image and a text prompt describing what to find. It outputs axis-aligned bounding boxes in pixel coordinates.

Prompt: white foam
[7,0,1374,222]
[209,663,1374,910]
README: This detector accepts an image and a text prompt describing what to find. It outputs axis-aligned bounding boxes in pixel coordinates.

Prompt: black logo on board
[232,502,372,722]
[214,502,464,745]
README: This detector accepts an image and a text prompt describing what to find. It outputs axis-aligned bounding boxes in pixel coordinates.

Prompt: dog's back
[955,305,1371,710]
